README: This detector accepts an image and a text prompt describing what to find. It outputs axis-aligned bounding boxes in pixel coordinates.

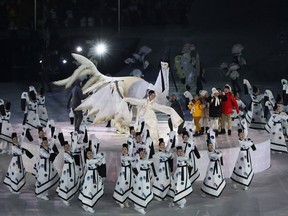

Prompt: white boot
[37,194,49,200]
[124,201,130,208]
[63,200,70,206]
[134,206,146,214]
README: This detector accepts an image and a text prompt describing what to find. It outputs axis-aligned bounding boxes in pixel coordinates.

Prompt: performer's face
[177,149,184,156]
[122,147,128,155]
[136,135,142,142]
[159,142,165,150]
[208,144,214,152]
[86,150,93,159]
[38,130,45,138]
[182,135,189,142]
[149,93,156,101]
[12,137,18,144]
[64,144,70,152]
[161,61,169,69]
[275,105,281,112]
[42,140,49,148]
[238,132,244,140]
[130,129,136,136]
[139,150,146,159]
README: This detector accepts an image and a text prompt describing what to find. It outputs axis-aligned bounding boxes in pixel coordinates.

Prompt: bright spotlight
[62,59,67,64]
[95,43,107,55]
[76,46,83,52]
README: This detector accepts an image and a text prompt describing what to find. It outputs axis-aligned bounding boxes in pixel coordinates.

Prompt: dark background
[0,0,287,83]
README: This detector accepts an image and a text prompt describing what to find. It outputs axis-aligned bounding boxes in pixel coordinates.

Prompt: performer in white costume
[4,132,33,194]
[71,131,86,184]
[114,90,183,143]
[0,100,13,154]
[231,128,256,190]
[152,138,173,201]
[127,126,136,157]
[168,146,193,208]
[113,143,134,208]
[33,123,62,176]
[201,139,226,198]
[35,137,60,200]
[128,132,142,159]
[153,58,170,105]
[129,148,153,215]
[243,79,266,130]
[37,87,49,127]
[267,104,288,153]
[21,86,41,130]
[78,148,106,213]
[57,141,79,206]
[180,131,201,184]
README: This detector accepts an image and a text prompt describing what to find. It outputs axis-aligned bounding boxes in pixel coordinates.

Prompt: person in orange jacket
[188,95,203,136]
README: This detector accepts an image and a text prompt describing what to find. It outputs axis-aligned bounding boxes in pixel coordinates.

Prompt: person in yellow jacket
[188,95,203,136]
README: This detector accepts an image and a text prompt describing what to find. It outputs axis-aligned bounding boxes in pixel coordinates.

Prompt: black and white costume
[37,88,49,127]
[71,132,86,183]
[231,137,256,188]
[21,86,41,129]
[268,112,288,153]
[35,139,60,198]
[127,133,136,157]
[168,154,193,208]
[57,149,79,204]
[0,100,13,154]
[129,158,153,213]
[152,148,172,200]
[181,139,201,184]
[243,79,266,130]
[201,149,226,198]
[113,153,134,206]
[3,132,27,193]
[78,153,105,212]
[231,97,246,127]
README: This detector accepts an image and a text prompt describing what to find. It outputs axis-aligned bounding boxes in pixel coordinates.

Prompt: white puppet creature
[53,54,171,131]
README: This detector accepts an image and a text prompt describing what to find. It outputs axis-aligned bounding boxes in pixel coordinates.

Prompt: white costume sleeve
[40,148,50,158]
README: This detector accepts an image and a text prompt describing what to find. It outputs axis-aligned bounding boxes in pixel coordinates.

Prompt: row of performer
[3,117,256,214]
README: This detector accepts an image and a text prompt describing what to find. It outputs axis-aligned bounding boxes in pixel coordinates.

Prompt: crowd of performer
[0,77,288,214]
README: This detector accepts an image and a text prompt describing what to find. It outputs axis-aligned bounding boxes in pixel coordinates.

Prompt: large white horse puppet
[53,53,170,132]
